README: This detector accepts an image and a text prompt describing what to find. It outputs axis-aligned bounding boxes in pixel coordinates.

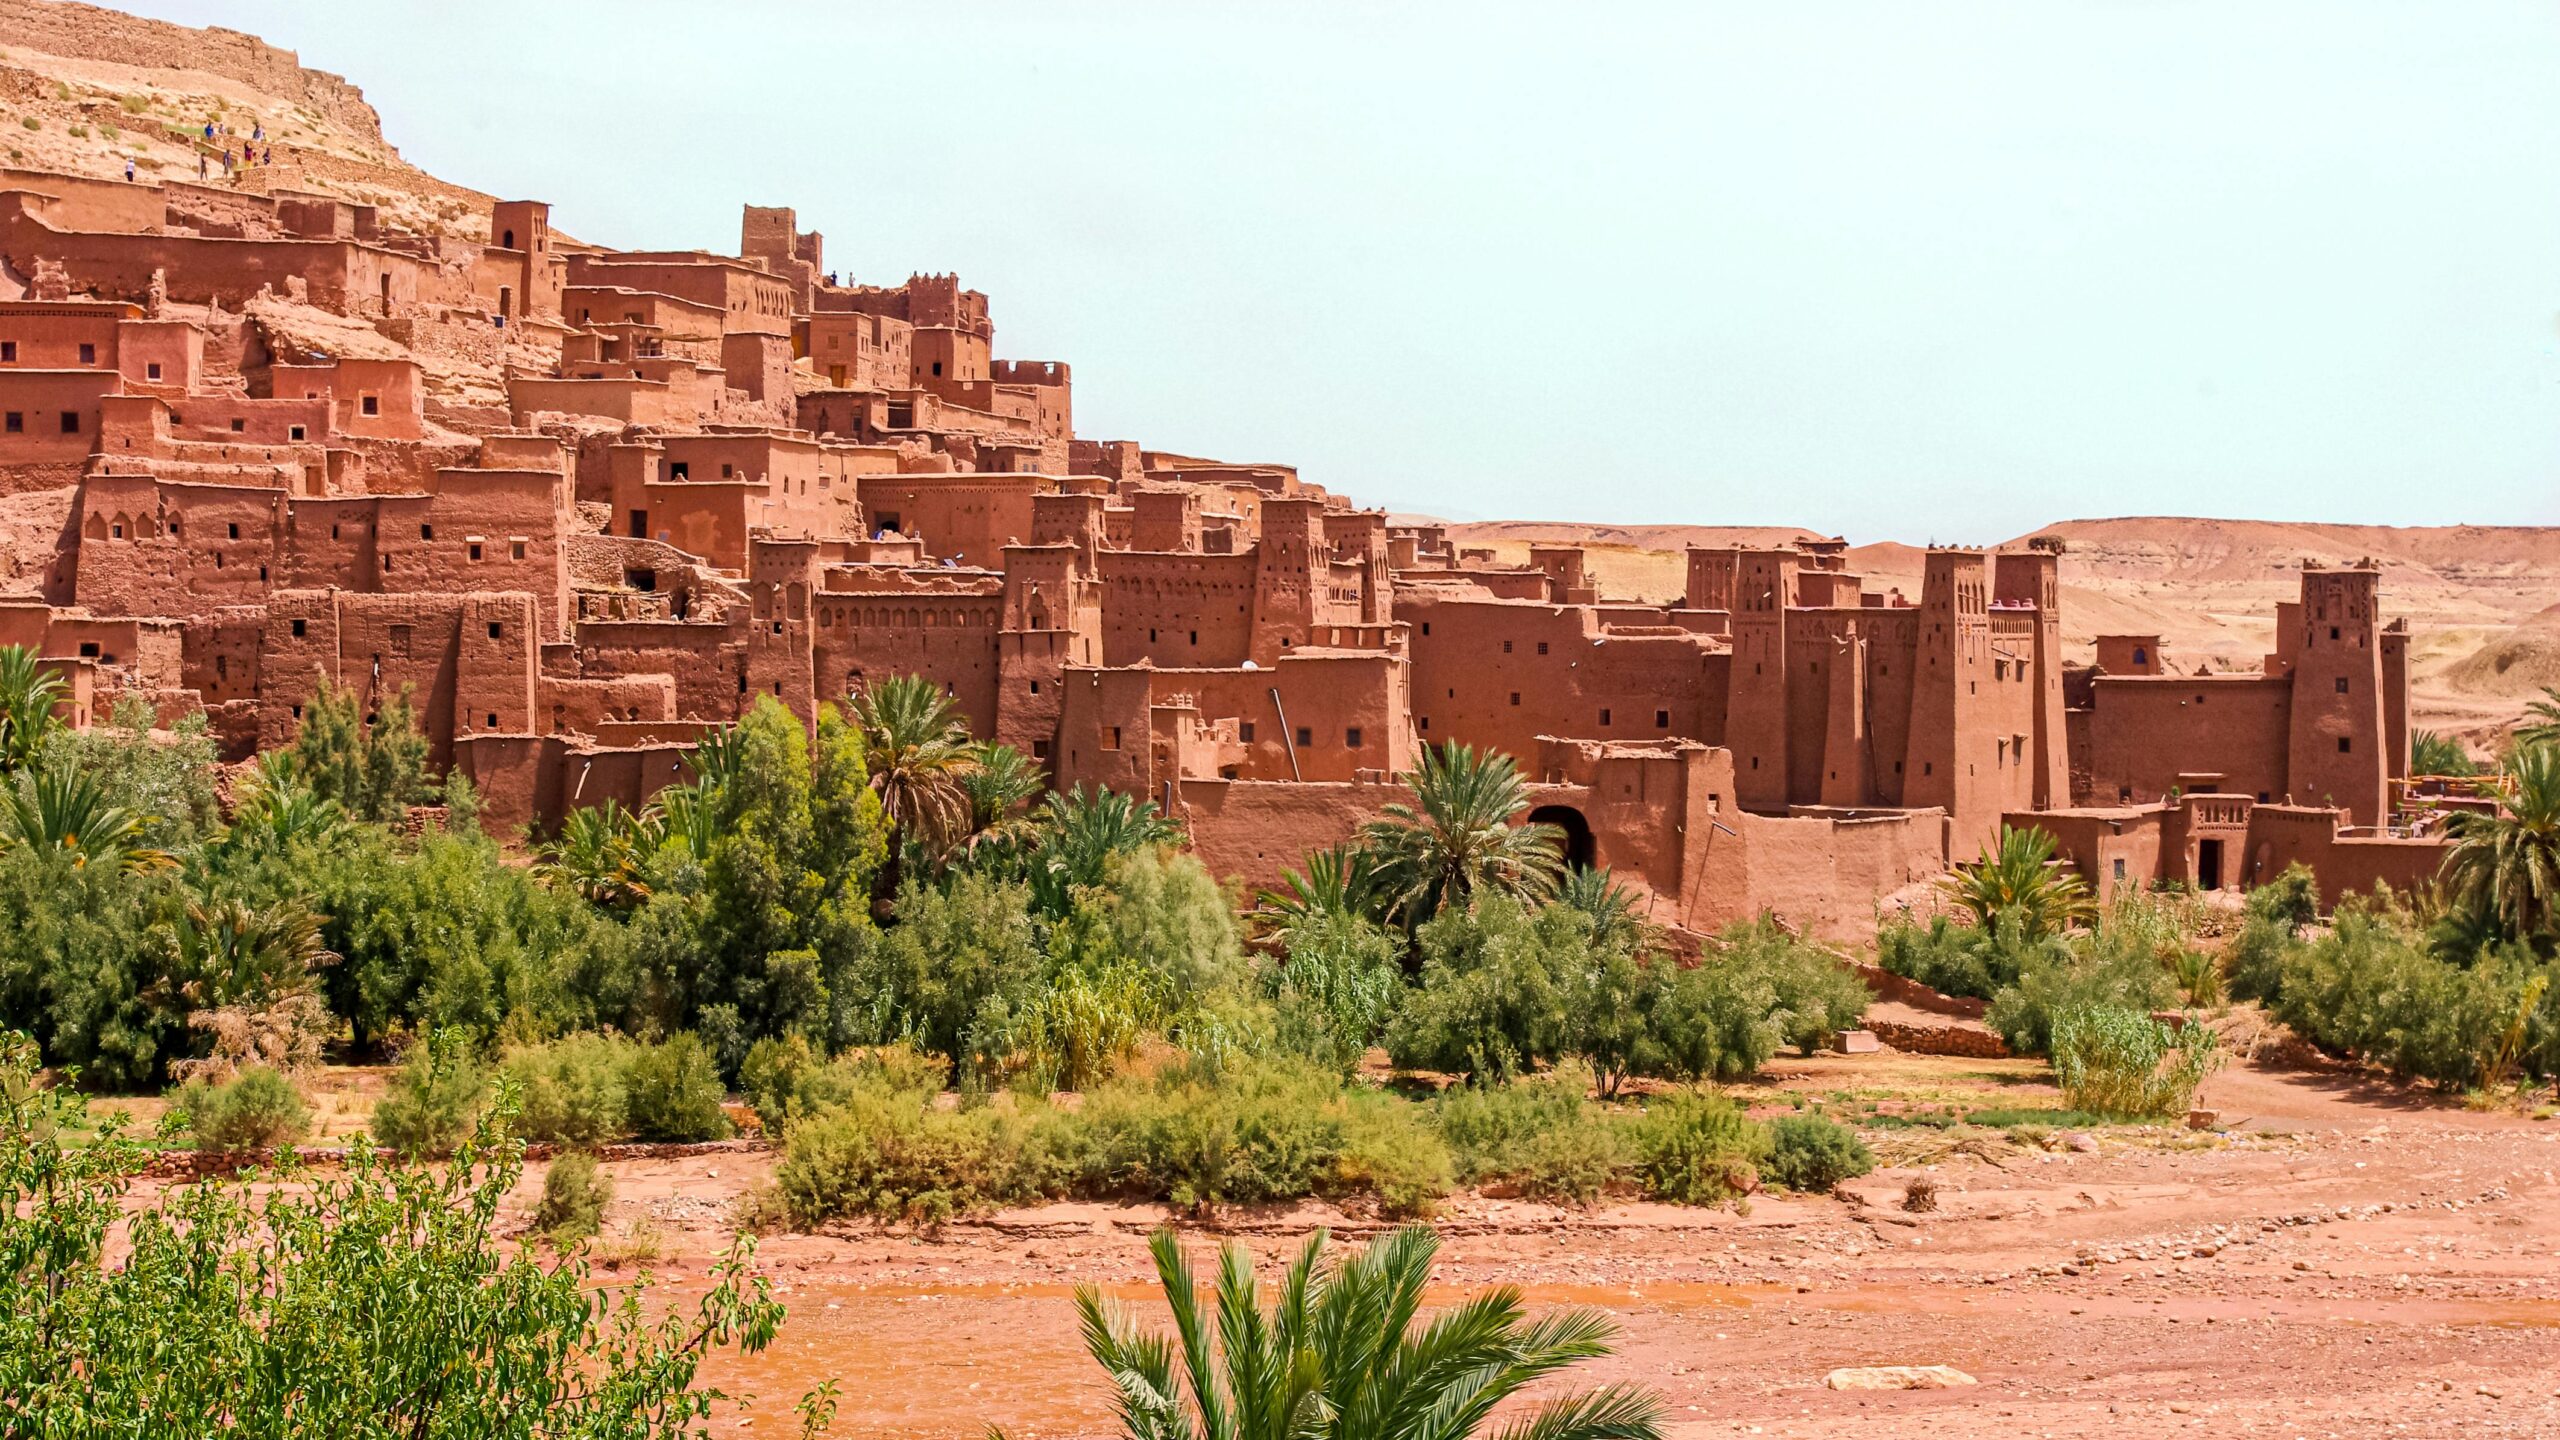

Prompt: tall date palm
[1361,743,1563,930]
[2443,741,2560,948]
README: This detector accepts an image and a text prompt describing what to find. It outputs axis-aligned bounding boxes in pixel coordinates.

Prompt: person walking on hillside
[201,121,214,142]
[125,158,135,182]
[252,122,263,142]
[197,153,207,180]
[221,148,234,175]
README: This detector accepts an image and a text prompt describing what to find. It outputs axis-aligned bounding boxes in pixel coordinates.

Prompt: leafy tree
[0,841,177,1086]
[0,645,64,773]
[1387,896,1580,1083]
[2441,742,2560,950]
[1267,911,1404,1073]
[637,699,887,1048]
[1943,824,2094,938]
[1362,743,1563,931]
[0,1033,830,1435]
[1060,1225,1661,1440]
[40,695,221,848]
[1716,917,1870,1056]
[283,676,433,824]
[846,871,1045,1079]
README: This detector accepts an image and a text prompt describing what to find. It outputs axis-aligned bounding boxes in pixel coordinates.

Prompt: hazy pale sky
[125,1,2560,540]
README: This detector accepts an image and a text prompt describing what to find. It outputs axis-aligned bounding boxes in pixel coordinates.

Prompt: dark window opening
[1345,727,1363,748]
[2338,736,2352,753]
[289,619,306,638]
[360,394,379,417]
[1295,726,1313,747]
[488,622,503,639]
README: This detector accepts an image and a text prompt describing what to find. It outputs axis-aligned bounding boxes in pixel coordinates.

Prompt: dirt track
[498,1055,2560,1439]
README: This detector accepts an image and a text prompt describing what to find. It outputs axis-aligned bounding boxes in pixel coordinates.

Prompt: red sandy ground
[391,1053,2560,1440]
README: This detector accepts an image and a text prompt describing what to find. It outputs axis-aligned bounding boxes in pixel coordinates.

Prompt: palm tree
[2519,687,2560,748]
[1943,824,2094,938]
[1066,1226,1662,1440]
[221,755,348,856]
[1555,866,1645,951]
[952,741,1047,864]
[1251,843,1381,944]
[539,799,655,909]
[153,894,339,1015]
[2442,742,2560,948]
[1361,743,1564,930]
[0,645,64,774]
[1030,785,1181,917]
[0,764,163,872]
[652,782,716,868]
[850,675,979,864]
[2410,730,2479,778]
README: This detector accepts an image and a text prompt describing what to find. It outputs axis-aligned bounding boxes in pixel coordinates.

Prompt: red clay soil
[424,1054,2560,1440]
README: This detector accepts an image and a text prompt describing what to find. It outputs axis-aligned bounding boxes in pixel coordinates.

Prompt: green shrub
[1267,911,1404,1074]
[1074,1058,1451,1214]
[1729,924,1871,1055]
[2264,909,2549,1088]
[1387,897,1577,1083]
[764,1085,1048,1227]
[1645,952,1782,1083]
[371,1032,488,1155]
[1432,1066,1622,1205]
[500,1033,633,1145]
[2049,1006,2221,1117]
[1986,939,2178,1057]
[119,93,150,114]
[1760,1113,1873,1192]
[177,1065,310,1155]
[623,1034,732,1142]
[1628,1092,1769,1207]
[740,1035,943,1136]
[534,1149,612,1244]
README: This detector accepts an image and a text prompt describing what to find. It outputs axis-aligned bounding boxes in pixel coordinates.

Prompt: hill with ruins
[0,0,2489,936]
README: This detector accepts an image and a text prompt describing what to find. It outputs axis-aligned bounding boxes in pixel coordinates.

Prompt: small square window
[2112,858,2127,883]
[0,342,13,361]
[290,619,307,638]
[230,418,245,433]
[2,413,19,433]
[59,411,79,434]
[511,540,527,561]
[1599,708,1612,726]
[2329,626,2340,641]
[1535,641,1548,655]
[488,622,504,639]
[467,543,484,561]
[1029,679,1040,695]
[1508,692,1521,706]
[1239,721,1255,743]
[486,713,499,729]
[146,362,162,381]
[1655,709,1671,728]
[2334,676,2349,694]
[1295,726,1313,747]
[226,522,240,539]
[2337,736,2352,753]
[1501,640,1512,654]
[1102,726,1122,750]
[421,524,433,540]
[1345,727,1363,748]
[289,425,306,441]
[1031,740,1052,761]
[77,344,96,365]
[360,395,380,417]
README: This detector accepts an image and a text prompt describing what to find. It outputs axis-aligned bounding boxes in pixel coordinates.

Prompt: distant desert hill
[0,0,496,238]
[1444,514,2560,752]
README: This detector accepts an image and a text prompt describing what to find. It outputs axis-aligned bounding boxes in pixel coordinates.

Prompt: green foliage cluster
[0,1033,824,1435]
[533,1149,613,1246]
[1390,903,1867,1092]
[174,1064,311,1155]
[1761,1113,1876,1192]
[2049,1006,2222,1116]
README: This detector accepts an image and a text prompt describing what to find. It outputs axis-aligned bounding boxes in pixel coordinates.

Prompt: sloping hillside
[0,0,493,238]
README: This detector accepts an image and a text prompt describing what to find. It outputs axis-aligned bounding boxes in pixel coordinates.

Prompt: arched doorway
[1528,804,1596,870]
